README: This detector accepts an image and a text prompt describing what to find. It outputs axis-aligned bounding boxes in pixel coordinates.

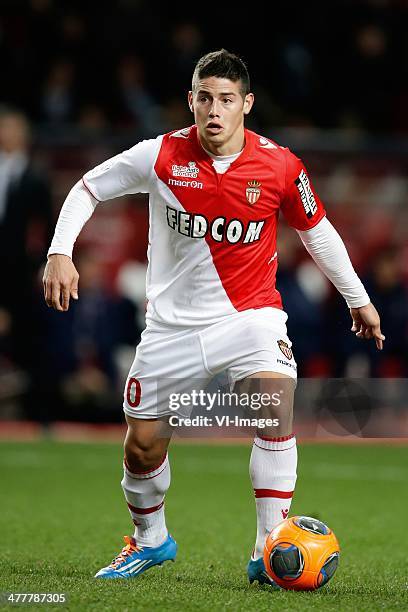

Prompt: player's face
[188,77,254,155]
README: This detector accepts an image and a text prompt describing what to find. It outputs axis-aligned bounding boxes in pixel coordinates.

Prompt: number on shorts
[126,377,141,408]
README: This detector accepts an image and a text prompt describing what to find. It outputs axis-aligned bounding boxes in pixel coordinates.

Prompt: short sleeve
[280,149,326,231]
[82,135,163,201]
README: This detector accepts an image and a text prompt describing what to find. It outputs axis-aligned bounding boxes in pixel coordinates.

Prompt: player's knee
[124,434,163,472]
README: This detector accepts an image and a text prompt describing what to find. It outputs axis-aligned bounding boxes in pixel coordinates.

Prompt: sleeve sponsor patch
[294,169,317,218]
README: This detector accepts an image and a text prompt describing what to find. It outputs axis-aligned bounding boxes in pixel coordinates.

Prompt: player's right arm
[43,136,162,311]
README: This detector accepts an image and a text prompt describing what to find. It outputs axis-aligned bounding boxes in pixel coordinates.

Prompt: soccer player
[43,50,384,585]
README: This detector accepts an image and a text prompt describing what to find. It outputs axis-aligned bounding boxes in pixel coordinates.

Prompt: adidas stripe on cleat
[94,534,177,579]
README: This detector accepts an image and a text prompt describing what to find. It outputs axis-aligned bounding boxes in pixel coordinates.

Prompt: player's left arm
[297,218,384,350]
[280,150,385,351]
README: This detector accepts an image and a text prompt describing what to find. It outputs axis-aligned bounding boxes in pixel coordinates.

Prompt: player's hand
[43,254,79,312]
[350,303,385,350]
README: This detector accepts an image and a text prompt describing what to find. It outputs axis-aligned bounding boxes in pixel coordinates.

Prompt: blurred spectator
[166,23,205,92]
[114,55,162,134]
[160,97,192,132]
[78,104,109,136]
[327,248,408,378]
[59,13,87,60]
[277,226,330,377]
[350,24,392,132]
[0,107,52,372]
[276,39,315,122]
[40,59,77,124]
[363,248,408,376]
[0,2,407,133]
[28,250,141,422]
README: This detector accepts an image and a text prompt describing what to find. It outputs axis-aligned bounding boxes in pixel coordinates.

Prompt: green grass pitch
[1,441,407,611]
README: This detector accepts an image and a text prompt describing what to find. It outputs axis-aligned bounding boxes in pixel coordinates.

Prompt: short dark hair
[192,49,250,96]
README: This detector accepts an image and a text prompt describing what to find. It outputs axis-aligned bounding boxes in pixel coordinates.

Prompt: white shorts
[123,307,297,419]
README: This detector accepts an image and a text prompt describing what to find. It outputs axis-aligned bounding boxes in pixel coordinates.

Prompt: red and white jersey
[83,125,326,327]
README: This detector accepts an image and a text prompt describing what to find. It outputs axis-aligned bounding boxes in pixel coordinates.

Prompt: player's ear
[188,91,194,112]
[243,93,254,115]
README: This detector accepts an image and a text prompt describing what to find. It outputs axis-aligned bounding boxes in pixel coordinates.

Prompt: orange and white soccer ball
[263,516,340,590]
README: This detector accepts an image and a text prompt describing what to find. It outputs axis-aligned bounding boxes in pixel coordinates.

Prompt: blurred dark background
[0,0,407,424]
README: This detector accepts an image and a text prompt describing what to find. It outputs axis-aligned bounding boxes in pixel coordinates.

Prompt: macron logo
[168,178,203,189]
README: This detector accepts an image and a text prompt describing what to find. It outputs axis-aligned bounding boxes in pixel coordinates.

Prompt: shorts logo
[277,340,293,360]
[172,161,199,178]
[246,180,261,204]
[295,169,317,218]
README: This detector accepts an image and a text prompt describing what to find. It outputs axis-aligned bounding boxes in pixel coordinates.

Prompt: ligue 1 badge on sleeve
[246,180,261,204]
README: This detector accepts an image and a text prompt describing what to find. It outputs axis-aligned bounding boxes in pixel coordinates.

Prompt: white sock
[249,434,297,560]
[121,453,170,547]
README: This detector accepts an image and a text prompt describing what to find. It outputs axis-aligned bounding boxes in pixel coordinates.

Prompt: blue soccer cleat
[247,557,281,589]
[95,534,177,579]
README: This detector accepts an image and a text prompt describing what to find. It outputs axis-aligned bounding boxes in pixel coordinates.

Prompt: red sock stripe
[124,453,167,475]
[257,434,295,442]
[254,442,296,452]
[127,500,164,515]
[254,488,294,499]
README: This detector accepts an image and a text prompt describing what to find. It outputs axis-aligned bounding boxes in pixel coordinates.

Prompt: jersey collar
[189,125,255,170]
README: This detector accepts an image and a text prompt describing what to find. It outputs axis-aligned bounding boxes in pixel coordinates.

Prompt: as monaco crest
[277,340,293,360]
[246,180,261,204]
